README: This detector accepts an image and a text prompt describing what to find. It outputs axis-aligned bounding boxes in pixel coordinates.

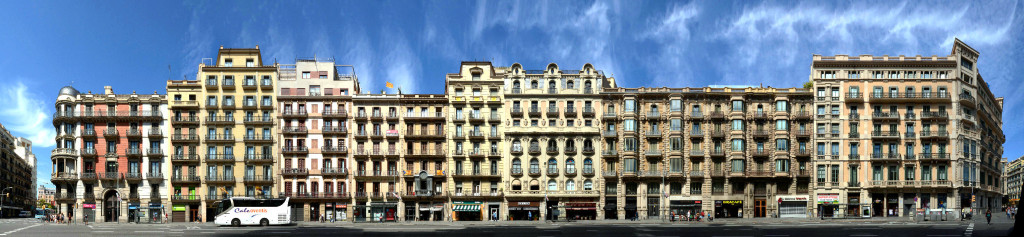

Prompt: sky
[1,0,1021,189]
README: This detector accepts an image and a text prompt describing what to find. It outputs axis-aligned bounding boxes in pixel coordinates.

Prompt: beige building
[1006,158,1022,207]
[50,86,168,223]
[276,58,359,221]
[1,123,37,218]
[167,46,278,222]
[810,38,1004,218]
[601,87,814,220]
[445,62,505,221]
[500,63,607,221]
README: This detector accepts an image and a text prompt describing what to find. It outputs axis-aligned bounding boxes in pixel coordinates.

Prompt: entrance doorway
[104,191,119,222]
[754,199,766,218]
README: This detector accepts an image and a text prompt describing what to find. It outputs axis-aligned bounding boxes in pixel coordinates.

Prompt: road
[0,216,1012,237]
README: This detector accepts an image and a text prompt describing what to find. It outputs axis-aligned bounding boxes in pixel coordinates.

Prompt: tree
[803,81,813,89]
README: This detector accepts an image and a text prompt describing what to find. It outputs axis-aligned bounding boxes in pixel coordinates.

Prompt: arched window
[512,159,522,172]
[547,180,557,190]
[530,159,540,173]
[583,139,593,150]
[567,80,574,89]
[530,179,540,190]
[512,140,522,152]
[651,105,659,113]
[584,80,592,89]
[607,105,615,113]
[583,158,593,172]
[566,158,576,173]
[531,79,538,89]
[530,140,539,150]
[513,81,521,89]
[511,179,522,190]
[547,158,558,172]
[548,80,557,89]
[566,180,576,191]
[547,140,557,151]
[566,140,576,150]
[583,179,593,190]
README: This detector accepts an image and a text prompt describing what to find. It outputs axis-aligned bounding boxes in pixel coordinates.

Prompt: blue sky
[1,0,1021,189]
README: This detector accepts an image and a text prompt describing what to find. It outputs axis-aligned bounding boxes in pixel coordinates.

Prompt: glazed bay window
[670,99,681,111]
[670,119,681,131]
[624,119,636,131]
[776,100,787,112]
[731,100,743,112]
[775,159,790,172]
[624,138,637,152]
[731,119,743,131]
[776,120,788,130]
[624,158,637,173]
[730,139,744,151]
[624,99,635,112]
[670,158,683,172]
[730,159,745,173]
[670,138,682,151]
[776,139,788,151]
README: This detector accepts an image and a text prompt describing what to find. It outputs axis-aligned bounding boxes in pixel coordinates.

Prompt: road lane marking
[0,223,41,236]
[849,235,878,237]
[134,231,165,233]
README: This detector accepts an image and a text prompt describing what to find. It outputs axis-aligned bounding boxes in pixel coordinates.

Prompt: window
[775,159,790,172]
[905,166,916,181]
[849,71,860,79]
[224,59,233,67]
[731,100,743,111]
[302,71,311,79]
[731,120,743,131]
[584,180,593,191]
[937,166,947,180]
[319,71,328,79]
[731,159,745,173]
[776,100,787,112]
[776,139,788,151]
[670,158,683,172]
[817,165,827,183]
[547,180,557,190]
[776,120,788,130]
[624,99,635,112]
[731,139,744,151]
[245,59,254,67]
[623,119,636,131]
[671,119,681,131]
[670,100,681,111]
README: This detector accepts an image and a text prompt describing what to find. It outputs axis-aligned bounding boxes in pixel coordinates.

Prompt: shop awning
[565,202,596,210]
[453,204,480,212]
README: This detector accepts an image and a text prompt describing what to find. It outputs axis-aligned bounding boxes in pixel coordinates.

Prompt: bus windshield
[217,199,233,216]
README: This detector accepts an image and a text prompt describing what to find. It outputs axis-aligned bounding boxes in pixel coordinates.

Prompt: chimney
[104,86,113,95]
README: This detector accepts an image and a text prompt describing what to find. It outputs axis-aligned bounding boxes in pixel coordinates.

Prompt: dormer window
[224,59,233,67]
[246,59,254,67]
[472,73,481,81]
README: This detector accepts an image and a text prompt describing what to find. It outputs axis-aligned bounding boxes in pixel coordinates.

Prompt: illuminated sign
[234,208,268,213]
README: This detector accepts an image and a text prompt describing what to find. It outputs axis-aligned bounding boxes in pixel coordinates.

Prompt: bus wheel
[232,219,240,227]
[260,219,269,226]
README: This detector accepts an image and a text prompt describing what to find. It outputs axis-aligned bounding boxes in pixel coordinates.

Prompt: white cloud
[637,2,701,87]
[380,29,421,94]
[180,4,214,80]
[0,81,57,147]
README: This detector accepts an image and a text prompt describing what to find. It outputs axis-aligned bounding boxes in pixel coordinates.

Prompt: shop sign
[779,197,808,202]
[453,201,483,204]
[336,204,348,208]
[817,193,839,204]
[83,204,96,209]
[172,205,187,211]
[509,202,539,206]
[129,204,138,210]
[720,200,742,205]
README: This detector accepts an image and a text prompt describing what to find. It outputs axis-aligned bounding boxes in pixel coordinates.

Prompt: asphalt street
[0,216,1013,237]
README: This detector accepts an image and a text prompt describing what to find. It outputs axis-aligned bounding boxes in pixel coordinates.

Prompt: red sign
[83,204,96,209]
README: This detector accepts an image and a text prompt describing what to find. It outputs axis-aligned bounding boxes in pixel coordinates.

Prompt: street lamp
[1,187,13,218]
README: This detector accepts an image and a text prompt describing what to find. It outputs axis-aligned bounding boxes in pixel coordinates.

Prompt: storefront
[290,203,305,222]
[371,202,398,222]
[777,196,809,218]
[309,202,321,221]
[715,200,743,218]
[143,204,163,223]
[902,193,916,217]
[128,203,140,223]
[83,203,96,223]
[817,193,839,218]
[846,193,863,217]
[487,203,501,221]
[668,199,702,221]
[564,202,597,220]
[886,194,899,217]
[872,193,884,217]
[325,203,347,222]
[508,201,540,221]
[624,197,638,220]
[603,197,617,220]
[171,204,187,222]
[417,203,444,221]
[452,201,483,221]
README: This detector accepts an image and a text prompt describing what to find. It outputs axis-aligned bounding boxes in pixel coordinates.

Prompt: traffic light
[972,195,976,203]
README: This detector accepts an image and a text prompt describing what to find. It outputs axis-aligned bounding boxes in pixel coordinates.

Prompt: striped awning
[452,204,480,212]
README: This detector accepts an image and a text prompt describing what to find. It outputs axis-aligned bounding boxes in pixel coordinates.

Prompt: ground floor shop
[714,200,743,218]
[668,199,702,221]
[777,195,810,218]
[353,202,398,222]
[507,201,540,221]
[170,203,201,222]
[452,201,484,221]
[410,202,445,221]
[564,202,597,220]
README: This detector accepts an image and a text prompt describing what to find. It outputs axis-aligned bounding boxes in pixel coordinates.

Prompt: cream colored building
[499,63,607,221]
[810,38,1004,218]
[1005,158,1022,207]
[167,46,278,222]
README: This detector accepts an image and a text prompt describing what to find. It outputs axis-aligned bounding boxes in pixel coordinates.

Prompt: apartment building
[601,87,814,220]
[397,94,449,221]
[276,58,359,222]
[51,86,168,223]
[166,46,278,222]
[810,38,1005,218]
[1,123,36,218]
[1006,158,1021,207]
[445,62,505,221]
[500,63,606,221]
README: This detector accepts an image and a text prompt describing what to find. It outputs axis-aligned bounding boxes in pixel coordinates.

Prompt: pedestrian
[1008,207,1013,220]
[528,211,533,221]
[985,209,992,225]
[492,211,497,221]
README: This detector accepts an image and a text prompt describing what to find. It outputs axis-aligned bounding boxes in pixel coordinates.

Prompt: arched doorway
[104,190,120,222]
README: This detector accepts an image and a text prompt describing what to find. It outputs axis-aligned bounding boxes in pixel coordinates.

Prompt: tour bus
[213,197,291,226]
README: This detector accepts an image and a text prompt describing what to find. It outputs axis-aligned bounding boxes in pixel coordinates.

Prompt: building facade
[810,38,1005,218]
[276,58,360,222]
[51,86,168,222]
[38,185,55,207]
[1005,158,1022,207]
[1,123,36,218]
[167,46,279,222]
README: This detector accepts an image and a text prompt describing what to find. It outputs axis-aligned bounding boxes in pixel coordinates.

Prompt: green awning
[453,204,480,212]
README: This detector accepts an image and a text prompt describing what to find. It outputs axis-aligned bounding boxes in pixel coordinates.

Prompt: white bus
[213,197,291,226]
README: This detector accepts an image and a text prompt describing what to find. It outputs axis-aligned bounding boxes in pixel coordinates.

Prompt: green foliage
[803,81,813,89]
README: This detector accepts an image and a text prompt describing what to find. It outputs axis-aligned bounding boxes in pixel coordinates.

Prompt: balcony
[171,134,199,143]
[205,154,235,163]
[281,110,308,118]
[406,130,445,139]
[205,116,235,125]
[125,128,143,138]
[870,153,901,160]
[126,148,143,158]
[920,130,949,140]
[510,107,524,117]
[870,131,900,140]
[709,149,726,157]
[282,126,308,134]
[646,111,661,119]
[602,170,617,177]
[80,148,98,157]
[710,130,726,138]
[80,172,98,182]
[243,135,274,143]
[322,167,348,176]
[468,113,485,123]
[709,111,727,120]
[792,111,812,120]
[147,128,163,138]
[749,111,769,120]
[751,129,771,138]
[529,146,541,155]
[244,154,274,163]
[528,168,542,176]
[645,130,662,138]
[51,172,79,183]
[242,101,258,109]
[146,172,164,181]
[546,146,558,155]
[170,100,199,108]
[205,175,236,184]
[511,168,523,176]
[206,134,235,143]
[322,110,349,118]
[645,149,662,157]
[243,175,274,184]
[171,175,201,184]
[546,106,559,117]
[918,153,950,161]
[602,112,617,120]
[796,170,811,177]
[689,150,705,157]
[243,115,274,125]
[282,146,309,154]
[602,130,617,138]
[602,149,618,157]
[689,170,704,177]
[321,146,348,154]
[871,112,900,120]
[468,131,485,139]
[565,107,577,117]
[582,106,595,116]
[529,106,541,117]
[171,115,200,125]
[793,129,811,138]
[751,149,770,157]
[582,167,595,176]
[640,170,662,177]
[921,111,949,120]
[687,111,704,120]
[581,147,595,155]
[747,170,772,177]
[282,168,309,176]
[103,128,119,138]
[846,92,863,101]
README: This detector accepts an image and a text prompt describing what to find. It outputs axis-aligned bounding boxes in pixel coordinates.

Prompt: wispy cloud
[0,81,57,147]
[637,2,700,87]
[380,28,421,94]
[180,3,214,80]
